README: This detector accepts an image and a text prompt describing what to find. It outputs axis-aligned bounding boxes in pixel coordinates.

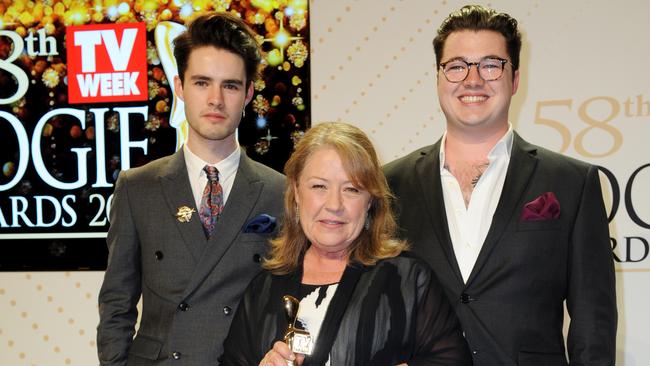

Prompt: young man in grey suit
[97,13,285,365]
[384,5,617,365]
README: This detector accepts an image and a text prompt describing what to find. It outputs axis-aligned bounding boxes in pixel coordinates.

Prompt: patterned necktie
[199,165,224,237]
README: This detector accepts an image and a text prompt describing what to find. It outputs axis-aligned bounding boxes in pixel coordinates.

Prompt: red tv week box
[66,22,148,104]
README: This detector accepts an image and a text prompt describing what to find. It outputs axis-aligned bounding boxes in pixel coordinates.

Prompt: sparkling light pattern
[0,0,310,180]
[0,0,310,270]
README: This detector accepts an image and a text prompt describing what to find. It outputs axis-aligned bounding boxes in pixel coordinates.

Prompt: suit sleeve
[97,172,142,365]
[566,165,617,365]
[409,265,473,366]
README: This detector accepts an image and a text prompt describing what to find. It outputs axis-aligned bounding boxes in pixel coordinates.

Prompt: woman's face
[295,148,372,256]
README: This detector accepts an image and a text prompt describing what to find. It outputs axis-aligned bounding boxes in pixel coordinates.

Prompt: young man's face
[437,30,519,137]
[174,46,253,149]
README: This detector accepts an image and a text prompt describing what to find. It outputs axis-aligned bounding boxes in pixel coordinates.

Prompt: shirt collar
[488,124,514,161]
[183,144,241,181]
[439,123,514,171]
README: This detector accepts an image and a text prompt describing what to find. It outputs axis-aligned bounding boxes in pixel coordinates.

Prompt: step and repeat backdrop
[1,0,648,364]
[308,0,647,365]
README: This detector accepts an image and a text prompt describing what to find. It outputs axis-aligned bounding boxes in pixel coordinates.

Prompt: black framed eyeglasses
[439,57,511,83]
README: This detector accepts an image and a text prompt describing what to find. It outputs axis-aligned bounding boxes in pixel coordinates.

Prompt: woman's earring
[295,205,300,224]
[364,214,370,230]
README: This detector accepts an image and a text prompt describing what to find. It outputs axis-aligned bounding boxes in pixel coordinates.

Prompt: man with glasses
[385,5,617,365]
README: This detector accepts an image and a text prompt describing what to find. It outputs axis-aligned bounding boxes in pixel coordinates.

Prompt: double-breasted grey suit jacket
[97,148,285,365]
[384,132,617,366]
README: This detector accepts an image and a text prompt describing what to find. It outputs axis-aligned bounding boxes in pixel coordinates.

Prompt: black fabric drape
[219,254,472,366]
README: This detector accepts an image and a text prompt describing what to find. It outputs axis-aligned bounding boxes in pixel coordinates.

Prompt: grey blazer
[384,132,616,366]
[97,149,285,365]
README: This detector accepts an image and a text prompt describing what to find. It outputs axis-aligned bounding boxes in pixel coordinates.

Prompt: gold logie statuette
[175,206,196,223]
[282,295,313,365]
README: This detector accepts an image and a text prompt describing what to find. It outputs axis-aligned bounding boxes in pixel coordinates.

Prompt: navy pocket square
[243,214,277,234]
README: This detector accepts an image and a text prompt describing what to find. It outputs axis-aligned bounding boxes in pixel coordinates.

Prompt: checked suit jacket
[97,148,285,365]
[384,132,617,366]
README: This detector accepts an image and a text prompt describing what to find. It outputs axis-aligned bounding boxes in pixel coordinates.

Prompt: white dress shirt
[183,144,240,210]
[440,126,513,283]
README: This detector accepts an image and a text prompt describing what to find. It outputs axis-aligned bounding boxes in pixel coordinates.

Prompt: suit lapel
[159,149,206,262]
[465,133,538,286]
[182,153,264,298]
[415,142,465,285]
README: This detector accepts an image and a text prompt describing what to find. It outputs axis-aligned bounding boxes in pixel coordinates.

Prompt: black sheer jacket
[220,255,472,366]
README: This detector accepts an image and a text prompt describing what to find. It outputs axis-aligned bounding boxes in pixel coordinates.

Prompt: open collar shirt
[439,126,514,283]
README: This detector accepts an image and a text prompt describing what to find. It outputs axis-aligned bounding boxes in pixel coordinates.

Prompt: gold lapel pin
[175,206,196,223]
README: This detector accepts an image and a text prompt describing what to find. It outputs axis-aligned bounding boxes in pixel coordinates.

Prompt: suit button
[178,302,189,311]
[460,293,475,303]
[253,253,262,263]
[472,349,479,355]
[223,306,232,315]
[155,251,163,260]
[171,351,181,359]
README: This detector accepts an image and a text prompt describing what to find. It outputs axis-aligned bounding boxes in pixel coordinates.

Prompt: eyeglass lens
[442,58,506,82]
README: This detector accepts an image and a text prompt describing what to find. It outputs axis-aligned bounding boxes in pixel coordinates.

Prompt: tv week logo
[66,22,147,104]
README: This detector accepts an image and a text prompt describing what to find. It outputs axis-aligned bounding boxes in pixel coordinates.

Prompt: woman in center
[220,122,471,366]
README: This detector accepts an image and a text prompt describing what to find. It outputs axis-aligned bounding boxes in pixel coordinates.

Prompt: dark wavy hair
[173,12,261,85]
[433,5,521,75]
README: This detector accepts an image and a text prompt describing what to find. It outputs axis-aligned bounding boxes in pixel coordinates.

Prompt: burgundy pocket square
[521,192,560,221]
